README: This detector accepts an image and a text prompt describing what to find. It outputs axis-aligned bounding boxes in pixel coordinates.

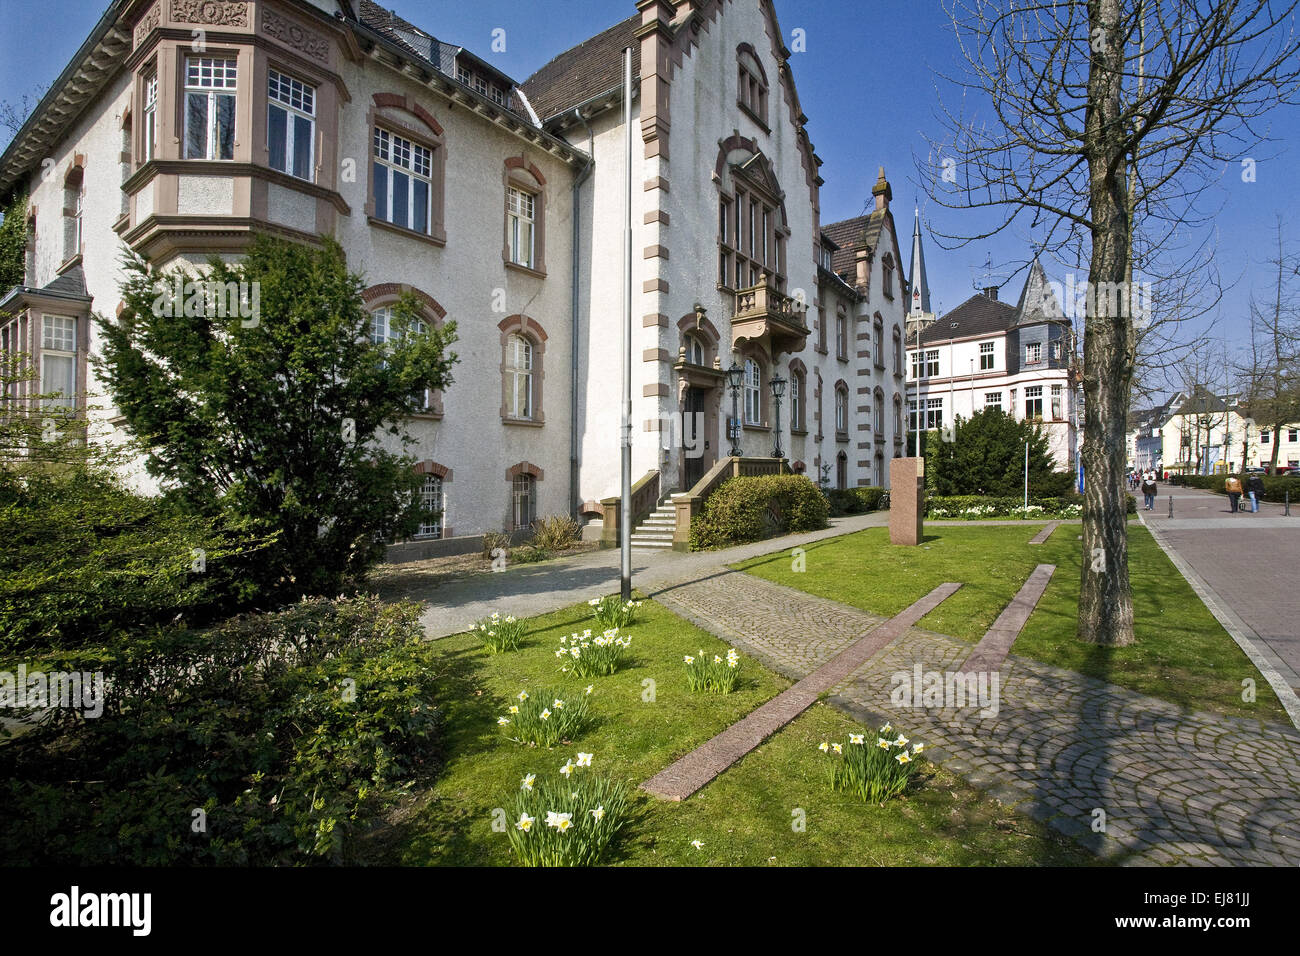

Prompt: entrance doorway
[683,386,707,490]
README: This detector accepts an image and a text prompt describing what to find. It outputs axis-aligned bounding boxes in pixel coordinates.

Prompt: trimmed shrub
[689,474,829,550]
[824,486,888,516]
[532,514,581,551]
[0,595,443,865]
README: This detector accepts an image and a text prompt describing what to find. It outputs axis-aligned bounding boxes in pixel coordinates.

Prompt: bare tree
[1234,219,1300,472]
[924,0,1300,645]
[0,85,48,142]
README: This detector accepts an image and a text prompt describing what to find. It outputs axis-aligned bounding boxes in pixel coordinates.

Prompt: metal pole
[1023,441,1029,515]
[619,47,632,601]
[1287,490,1291,517]
[1168,493,1173,518]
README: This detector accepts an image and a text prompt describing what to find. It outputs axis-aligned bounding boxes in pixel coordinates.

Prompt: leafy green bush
[819,723,925,803]
[825,486,888,516]
[0,466,268,654]
[684,646,742,694]
[1171,473,1300,502]
[532,514,581,551]
[510,544,552,564]
[0,596,443,865]
[922,409,1069,497]
[507,753,631,866]
[476,611,525,654]
[689,474,829,550]
[499,687,592,747]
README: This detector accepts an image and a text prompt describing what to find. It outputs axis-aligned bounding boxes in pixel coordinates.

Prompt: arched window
[835,309,847,360]
[418,475,444,538]
[893,395,903,438]
[504,158,547,274]
[743,357,762,425]
[507,462,543,530]
[716,137,788,293]
[507,334,533,419]
[684,333,706,366]
[790,368,805,431]
[368,299,438,413]
[834,383,849,435]
[874,388,885,435]
[736,44,769,127]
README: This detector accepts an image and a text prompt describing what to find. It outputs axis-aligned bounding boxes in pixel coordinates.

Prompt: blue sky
[3,0,1297,385]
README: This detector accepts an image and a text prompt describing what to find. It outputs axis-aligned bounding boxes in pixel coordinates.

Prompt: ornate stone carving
[263,9,329,62]
[170,0,248,27]
[134,3,162,47]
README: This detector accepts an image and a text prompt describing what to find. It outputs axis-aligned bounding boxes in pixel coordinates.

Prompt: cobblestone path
[650,569,1300,866]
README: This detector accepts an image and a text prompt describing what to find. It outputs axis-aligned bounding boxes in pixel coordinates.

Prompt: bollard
[1168,494,1173,518]
[1287,491,1291,517]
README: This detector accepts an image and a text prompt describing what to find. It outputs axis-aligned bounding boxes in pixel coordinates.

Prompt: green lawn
[370,598,1096,866]
[734,523,1287,724]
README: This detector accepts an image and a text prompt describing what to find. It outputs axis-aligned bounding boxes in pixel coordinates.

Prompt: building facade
[0,0,910,549]
[904,255,1080,471]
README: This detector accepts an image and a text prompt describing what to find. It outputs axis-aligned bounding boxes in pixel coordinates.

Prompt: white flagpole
[620,46,633,601]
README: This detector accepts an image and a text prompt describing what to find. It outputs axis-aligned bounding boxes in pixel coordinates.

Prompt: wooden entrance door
[684,387,706,490]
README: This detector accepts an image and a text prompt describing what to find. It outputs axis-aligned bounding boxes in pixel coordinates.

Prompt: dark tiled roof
[1174,388,1230,416]
[821,208,897,283]
[520,14,642,123]
[41,265,89,298]
[915,293,1017,346]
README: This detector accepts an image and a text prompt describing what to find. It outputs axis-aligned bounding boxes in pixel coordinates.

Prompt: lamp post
[769,373,787,458]
[726,360,744,457]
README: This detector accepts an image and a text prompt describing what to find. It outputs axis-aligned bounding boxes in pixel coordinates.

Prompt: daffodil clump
[588,595,643,630]
[499,687,592,747]
[507,753,631,867]
[684,647,742,694]
[556,628,632,679]
[818,723,925,803]
[476,611,525,654]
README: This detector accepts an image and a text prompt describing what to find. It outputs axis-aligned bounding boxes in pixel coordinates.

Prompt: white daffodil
[684,655,695,664]
[508,705,519,714]
[576,752,593,767]
[713,655,723,664]
[896,752,912,764]
[690,840,704,850]
[540,709,551,721]
[554,814,574,833]
[516,812,534,832]
[585,685,594,695]
[849,733,865,745]
[560,761,574,777]
[880,722,892,733]
[818,742,830,752]
[497,716,510,725]
[832,743,843,754]
[591,805,605,822]
[877,738,891,749]
[518,691,529,702]
[521,773,536,791]
[913,743,925,754]
[544,811,562,828]
[893,735,909,748]
[553,698,565,709]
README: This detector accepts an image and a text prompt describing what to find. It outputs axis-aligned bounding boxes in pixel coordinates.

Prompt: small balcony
[731,275,809,358]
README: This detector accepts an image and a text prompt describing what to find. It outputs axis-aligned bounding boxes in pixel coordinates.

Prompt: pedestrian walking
[1225,474,1243,513]
[1246,473,1265,513]
[1141,471,1158,511]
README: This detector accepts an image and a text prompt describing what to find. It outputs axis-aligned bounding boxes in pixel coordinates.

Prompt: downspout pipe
[570,107,595,519]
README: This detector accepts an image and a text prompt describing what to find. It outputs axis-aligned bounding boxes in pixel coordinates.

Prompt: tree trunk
[1078,0,1136,646]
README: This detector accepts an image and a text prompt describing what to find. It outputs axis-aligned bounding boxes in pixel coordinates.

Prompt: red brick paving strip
[962,564,1055,673]
[1028,521,1061,544]
[641,582,962,800]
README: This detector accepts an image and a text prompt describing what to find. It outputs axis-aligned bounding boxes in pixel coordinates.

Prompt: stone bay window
[183,56,237,161]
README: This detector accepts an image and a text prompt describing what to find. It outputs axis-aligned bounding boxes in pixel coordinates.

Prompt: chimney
[983,286,1000,300]
[854,247,871,290]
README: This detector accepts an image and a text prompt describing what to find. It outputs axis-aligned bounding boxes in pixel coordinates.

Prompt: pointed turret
[1014,257,1063,324]
[908,206,931,317]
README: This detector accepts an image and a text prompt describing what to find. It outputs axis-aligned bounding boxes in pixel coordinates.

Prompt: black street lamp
[726,360,745,457]
[769,373,787,458]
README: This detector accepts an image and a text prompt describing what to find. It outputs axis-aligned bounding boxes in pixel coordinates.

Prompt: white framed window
[1025,384,1044,419]
[1051,383,1063,420]
[40,315,76,409]
[1290,429,1298,442]
[267,69,315,180]
[491,85,506,106]
[373,127,433,233]
[507,187,536,268]
[911,349,939,378]
[984,391,1003,411]
[473,75,488,97]
[457,65,471,85]
[512,474,536,530]
[791,371,803,430]
[873,323,883,368]
[1025,342,1042,364]
[684,334,705,366]
[184,56,237,160]
[1050,340,1062,361]
[979,341,995,370]
[418,475,444,538]
[835,311,847,359]
[835,388,848,433]
[64,177,83,262]
[507,333,534,419]
[371,306,433,410]
[743,358,762,425]
[143,72,158,162]
[1261,429,1270,444]
[925,397,943,430]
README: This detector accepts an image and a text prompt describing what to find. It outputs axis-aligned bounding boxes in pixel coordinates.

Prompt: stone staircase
[629,499,677,551]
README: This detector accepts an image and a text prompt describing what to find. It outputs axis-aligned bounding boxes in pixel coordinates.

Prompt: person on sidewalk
[1141,471,1158,511]
[1225,474,1243,513]
[1246,473,1265,513]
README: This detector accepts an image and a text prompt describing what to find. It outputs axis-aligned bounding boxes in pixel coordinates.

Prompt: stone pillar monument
[890,457,924,545]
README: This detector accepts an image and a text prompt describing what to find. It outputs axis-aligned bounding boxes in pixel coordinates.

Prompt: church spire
[908,206,931,316]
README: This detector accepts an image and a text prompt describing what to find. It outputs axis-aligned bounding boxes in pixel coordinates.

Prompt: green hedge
[824,486,888,516]
[1170,473,1300,502]
[923,494,1130,519]
[0,595,443,865]
[690,474,829,550]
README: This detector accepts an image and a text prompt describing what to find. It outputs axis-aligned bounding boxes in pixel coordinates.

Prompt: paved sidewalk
[1138,487,1300,705]
[652,569,1300,865]
[415,511,889,638]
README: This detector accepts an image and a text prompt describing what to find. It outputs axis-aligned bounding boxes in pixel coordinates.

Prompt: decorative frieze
[170,0,249,27]
[134,3,162,47]
[263,9,330,63]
